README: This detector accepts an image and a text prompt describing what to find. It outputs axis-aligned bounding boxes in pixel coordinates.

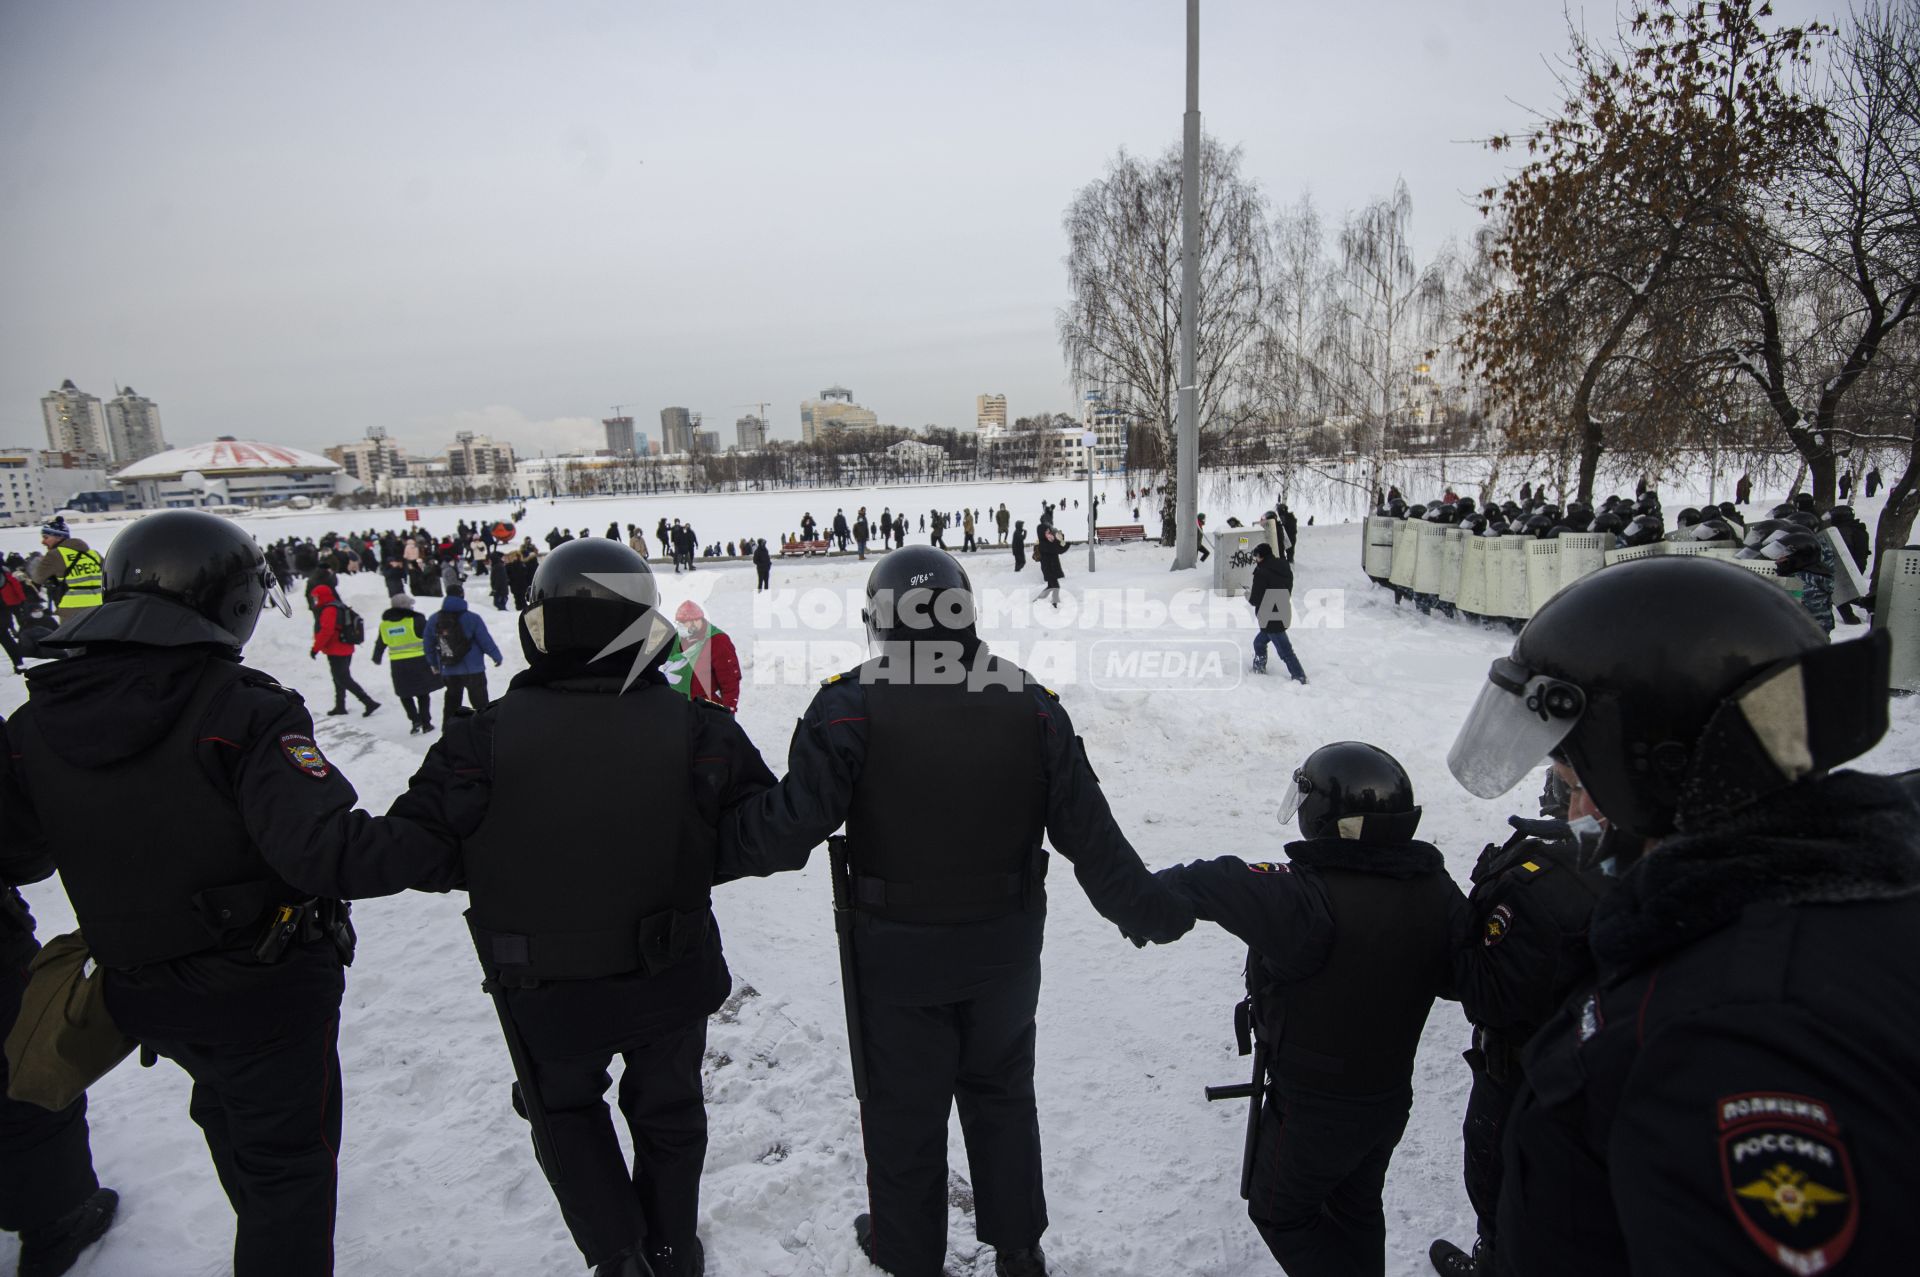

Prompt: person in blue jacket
[423,585,504,721]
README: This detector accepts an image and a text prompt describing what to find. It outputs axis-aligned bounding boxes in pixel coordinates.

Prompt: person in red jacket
[310,583,380,717]
[665,599,740,712]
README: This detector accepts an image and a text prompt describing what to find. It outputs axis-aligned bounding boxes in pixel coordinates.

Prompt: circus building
[111,437,356,509]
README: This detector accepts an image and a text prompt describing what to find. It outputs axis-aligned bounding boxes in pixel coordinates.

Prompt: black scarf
[1590,770,1920,975]
[1284,837,1446,878]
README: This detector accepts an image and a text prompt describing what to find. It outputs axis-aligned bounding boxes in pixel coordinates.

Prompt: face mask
[1567,814,1604,842]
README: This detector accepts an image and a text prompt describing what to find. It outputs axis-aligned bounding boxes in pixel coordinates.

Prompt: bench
[1095,524,1147,544]
[780,539,832,557]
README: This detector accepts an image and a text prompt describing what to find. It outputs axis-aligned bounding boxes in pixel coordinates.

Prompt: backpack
[331,601,366,647]
[434,613,474,665]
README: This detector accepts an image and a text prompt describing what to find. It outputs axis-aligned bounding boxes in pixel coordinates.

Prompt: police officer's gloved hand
[1507,814,1570,840]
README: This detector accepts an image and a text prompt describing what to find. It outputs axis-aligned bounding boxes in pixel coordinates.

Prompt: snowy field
[3,474,1915,1276]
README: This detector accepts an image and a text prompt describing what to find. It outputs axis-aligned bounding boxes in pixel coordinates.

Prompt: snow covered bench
[1095,524,1147,544]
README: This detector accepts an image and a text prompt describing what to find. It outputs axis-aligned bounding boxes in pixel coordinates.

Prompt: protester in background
[1012,520,1028,572]
[310,582,380,717]
[1248,543,1307,683]
[424,586,504,722]
[753,538,772,591]
[1034,523,1066,607]
[371,592,442,734]
[663,599,740,713]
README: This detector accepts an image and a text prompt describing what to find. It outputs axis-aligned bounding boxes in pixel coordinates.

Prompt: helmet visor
[1447,656,1587,799]
[1277,764,1310,824]
[261,566,292,618]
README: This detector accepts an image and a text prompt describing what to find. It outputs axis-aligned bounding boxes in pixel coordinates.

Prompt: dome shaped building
[112,437,355,509]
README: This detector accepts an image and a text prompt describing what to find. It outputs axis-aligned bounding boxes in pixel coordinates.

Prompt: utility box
[1874,548,1920,692]
[1363,515,1398,584]
[1211,527,1266,597]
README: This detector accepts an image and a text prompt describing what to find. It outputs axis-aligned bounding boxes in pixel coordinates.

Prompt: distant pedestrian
[1735,472,1753,505]
[1012,520,1028,572]
[370,592,441,733]
[996,503,1010,544]
[1866,466,1882,498]
[1248,544,1307,683]
[1034,524,1065,607]
[753,538,772,591]
[855,508,870,561]
[664,600,741,713]
[1196,513,1210,563]
[424,587,504,722]
[309,583,380,716]
[487,552,509,611]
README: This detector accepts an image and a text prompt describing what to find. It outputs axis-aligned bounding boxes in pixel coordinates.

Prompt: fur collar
[1285,837,1445,878]
[1590,770,1920,975]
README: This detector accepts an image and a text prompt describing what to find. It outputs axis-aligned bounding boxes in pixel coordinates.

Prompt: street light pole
[1172,0,1201,571]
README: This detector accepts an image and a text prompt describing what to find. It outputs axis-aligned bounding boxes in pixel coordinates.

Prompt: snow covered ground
[3,475,1914,1276]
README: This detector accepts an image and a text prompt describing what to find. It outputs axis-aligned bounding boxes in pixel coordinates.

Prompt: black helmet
[1464,514,1489,533]
[1718,501,1746,526]
[1758,530,1825,575]
[1690,517,1736,543]
[1676,506,1703,528]
[1524,513,1556,539]
[1455,496,1476,515]
[42,510,289,650]
[1620,513,1664,547]
[1824,504,1857,526]
[522,538,673,675]
[1500,501,1521,519]
[1590,511,1625,536]
[1792,492,1816,513]
[1448,558,1888,841]
[1406,503,1428,521]
[1768,502,1798,520]
[1564,511,1592,533]
[1278,741,1421,844]
[863,545,975,647]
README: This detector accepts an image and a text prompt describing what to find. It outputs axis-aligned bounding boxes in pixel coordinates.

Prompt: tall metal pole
[1172,0,1201,571]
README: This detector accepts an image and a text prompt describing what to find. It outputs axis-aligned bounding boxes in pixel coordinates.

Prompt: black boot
[1430,1236,1491,1277]
[996,1244,1049,1276]
[362,699,381,717]
[326,705,348,716]
[19,1187,119,1277]
[646,1236,705,1277]
[594,1250,655,1277]
[853,1213,879,1266]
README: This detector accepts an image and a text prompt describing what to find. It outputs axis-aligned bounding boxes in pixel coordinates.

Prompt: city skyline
[1,0,1837,460]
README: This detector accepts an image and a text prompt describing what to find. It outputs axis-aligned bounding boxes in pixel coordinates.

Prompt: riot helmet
[1448,557,1886,841]
[521,539,674,679]
[1757,530,1824,575]
[1675,507,1703,528]
[862,545,975,648]
[41,510,289,650]
[1620,514,1665,547]
[1523,514,1555,539]
[1277,741,1422,844]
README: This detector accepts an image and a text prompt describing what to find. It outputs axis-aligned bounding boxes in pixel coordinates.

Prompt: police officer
[1447,556,1920,1275]
[0,511,460,1277]
[1157,742,1462,1277]
[1,720,119,1277]
[387,538,782,1277]
[723,546,1193,1277]
[1428,768,1612,1277]
[28,518,103,617]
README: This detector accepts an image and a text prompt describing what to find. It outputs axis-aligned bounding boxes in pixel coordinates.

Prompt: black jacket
[1249,556,1294,633]
[1,646,459,904]
[722,646,1192,1004]
[1498,772,1920,1276]
[386,658,779,1037]
[1160,838,1461,1094]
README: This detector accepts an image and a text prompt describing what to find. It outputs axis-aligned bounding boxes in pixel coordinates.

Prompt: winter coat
[1498,771,1920,1277]
[665,624,741,713]
[1249,557,1294,633]
[753,543,771,570]
[1035,529,1066,585]
[371,609,444,697]
[309,584,358,656]
[423,596,503,677]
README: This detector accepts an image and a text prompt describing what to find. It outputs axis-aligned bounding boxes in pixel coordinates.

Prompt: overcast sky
[0,0,1838,458]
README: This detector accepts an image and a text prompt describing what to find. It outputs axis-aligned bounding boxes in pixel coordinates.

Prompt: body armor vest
[463,680,709,985]
[1259,865,1457,1095]
[10,658,291,968]
[844,654,1048,924]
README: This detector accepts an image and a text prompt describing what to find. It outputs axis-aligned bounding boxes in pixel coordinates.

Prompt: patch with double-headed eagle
[1246,862,1289,874]
[1717,1092,1857,1274]
[279,733,331,780]
[1482,904,1514,947]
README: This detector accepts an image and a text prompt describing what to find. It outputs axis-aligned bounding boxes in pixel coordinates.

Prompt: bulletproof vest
[844,654,1048,924]
[1260,863,1457,1095]
[1474,836,1614,1044]
[463,681,710,986]
[9,659,292,968]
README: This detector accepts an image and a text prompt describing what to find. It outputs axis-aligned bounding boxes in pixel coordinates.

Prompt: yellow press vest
[380,616,425,660]
[55,544,104,610]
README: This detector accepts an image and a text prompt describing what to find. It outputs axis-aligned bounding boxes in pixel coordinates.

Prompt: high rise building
[0,448,49,525]
[976,393,1008,431]
[41,379,110,460]
[695,430,720,453]
[447,431,515,478]
[105,386,168,463]
[325,427,408,484]
[800,385,879,443]
[735,414,769,450]
[604,414,636,455]
[659,406,695,454]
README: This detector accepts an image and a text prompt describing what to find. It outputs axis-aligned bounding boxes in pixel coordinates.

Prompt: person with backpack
[309,583,380,717]
[371,592,442,734]
[424,586,503,721]
[29,517,104,617]
[487,551,510,612]
[1,564,36,673]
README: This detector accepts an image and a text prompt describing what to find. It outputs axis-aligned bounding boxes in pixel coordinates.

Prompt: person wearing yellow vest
[370,593,442,734]
[30,518,104,615]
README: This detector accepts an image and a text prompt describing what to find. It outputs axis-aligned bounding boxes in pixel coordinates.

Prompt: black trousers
[398,692,434,726]
[0,935,101,1237]
[756,565,771,591]
[443,672,491,718]
[107,947,346,1277]
[508,1007,708,1267]
[858,961,1046,1277]
[325,654,374,710]
[1251,1083,1412,1277]
[1462,1048,1518,1244]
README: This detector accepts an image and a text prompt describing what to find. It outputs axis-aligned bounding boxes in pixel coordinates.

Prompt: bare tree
[1060,136,1267,541]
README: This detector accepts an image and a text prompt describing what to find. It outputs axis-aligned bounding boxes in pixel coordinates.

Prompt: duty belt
[470,906,711,989]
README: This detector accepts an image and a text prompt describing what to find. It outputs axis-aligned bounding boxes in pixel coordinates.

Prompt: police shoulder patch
[1483,903,1514,947]
[1247,861,1289,874]
[1717,1092,1858,1275]
[279,733,331,779]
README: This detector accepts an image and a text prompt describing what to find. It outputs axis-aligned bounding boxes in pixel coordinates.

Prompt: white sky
[0,0,1838,457]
